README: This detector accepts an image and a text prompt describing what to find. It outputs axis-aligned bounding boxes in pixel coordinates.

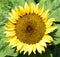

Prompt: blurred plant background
[0,0,60,57]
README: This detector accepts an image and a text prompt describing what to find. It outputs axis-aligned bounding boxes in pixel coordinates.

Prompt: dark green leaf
[52,46,60,57]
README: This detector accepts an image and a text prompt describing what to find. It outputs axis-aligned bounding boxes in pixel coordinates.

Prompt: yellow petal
[10,39,19,47]
[32,44,36,54]
[19,6,25,16]
[41,9,49,19]
[24,2,29,14]
[11,9,19,19]
[23,45,30,55]
[7,17,17,23]
[42,35,53,43]
[36,43,45,54]
[12,41,20,47]
[20,43,27,53]
[38,5,44,15]
[28,45,33,55]
[34,3,39,14]
[39,41,47,47]
[43,18,47,22]
[6,36,17,42]
[11,9,19,16]
[4,31,16,36]
[45,26,57,34]
[15,6,20,15]
[6,22,15,28]
[29,2,34,14]
[11,9,15,13]
[4,27,15,30]
[9,12,13,17]
[45,18,55,27]
[17,42,23,51]
[8,8,20,23]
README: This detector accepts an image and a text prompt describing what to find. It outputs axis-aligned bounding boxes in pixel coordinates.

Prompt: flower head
[4,2,57,55]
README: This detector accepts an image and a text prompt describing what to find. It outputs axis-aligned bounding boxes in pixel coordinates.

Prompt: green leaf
[39,0,60,10]
[0,44,18,57]
[0,0,14,26]
[49,7,60,22]
[54,23,60,37]
[0,0,13,13]
[38,0,60,22]
[52,46,60,57]
[0,14,8,26]
[0,27,18,57]
[39,49,53,57]
[10,0,25,7]
[52,23,60,44]
[54,38,60,44]
[26,0,35,4]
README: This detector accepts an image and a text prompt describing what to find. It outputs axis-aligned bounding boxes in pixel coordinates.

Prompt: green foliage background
[0,0,60,57]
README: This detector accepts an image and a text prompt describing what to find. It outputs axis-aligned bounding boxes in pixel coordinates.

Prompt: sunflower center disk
[16,14,46,44]
[26,25,33,32]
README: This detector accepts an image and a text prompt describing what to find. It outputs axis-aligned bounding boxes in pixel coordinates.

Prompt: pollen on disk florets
[5,2,57,55]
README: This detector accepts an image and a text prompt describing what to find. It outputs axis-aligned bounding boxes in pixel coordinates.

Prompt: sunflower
[4,2,57,55]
